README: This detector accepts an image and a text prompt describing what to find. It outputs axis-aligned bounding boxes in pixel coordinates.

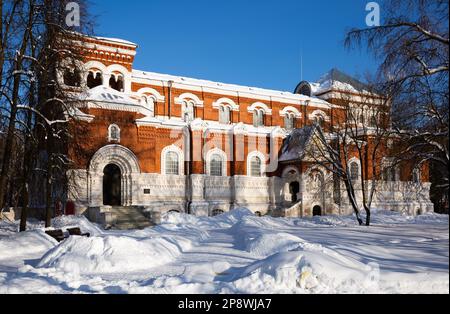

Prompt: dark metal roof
[279,125,318,162]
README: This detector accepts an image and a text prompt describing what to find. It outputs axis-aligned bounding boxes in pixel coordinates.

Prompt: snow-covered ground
[0,209,448,294]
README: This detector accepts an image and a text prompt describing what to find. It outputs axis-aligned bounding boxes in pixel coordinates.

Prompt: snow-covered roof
[80,86,138,106]
[312,68,369,95]
[94,36,137,47]
[295,68,372,97]
[279,125,318,162]
[132,70,330,106]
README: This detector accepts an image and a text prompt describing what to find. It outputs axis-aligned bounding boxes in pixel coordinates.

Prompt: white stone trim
[108,124,121,142]
[282,165,300,178]
[89,145,140,175]
[247,151,267,177]
[280,106,302,118]
[205,148,227,176]
[212,97,239,111]
[308,109,330,122]
[247,102,272,115]
[87,145,140,207]
[134,87,165,103]
[174,92,204,107]
[347,157,361,180]
[84,60,108,74]
[161,145,185,175]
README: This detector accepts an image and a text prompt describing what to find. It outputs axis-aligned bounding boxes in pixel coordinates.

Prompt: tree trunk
[19,183,29,232]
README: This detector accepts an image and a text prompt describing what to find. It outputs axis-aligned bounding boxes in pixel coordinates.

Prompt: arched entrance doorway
[289,181,300,203]
[313,205,322,216]
[103,164,122,206]
[88,145,141,207]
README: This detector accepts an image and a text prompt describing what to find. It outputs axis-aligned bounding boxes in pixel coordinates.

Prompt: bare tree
[306,90,391,226]
[0,0,93,229]
[345,0,449,211]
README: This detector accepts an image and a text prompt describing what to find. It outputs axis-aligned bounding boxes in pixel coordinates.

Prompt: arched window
[250,156,262,177]
[108,124,120,142]
[314,115,325,127]
[350,162,360,181]
[412,168,421,183]
[140,95,155,117]
[210,154,224,176]
[219,105,231,124]
[182,101,195,122]
[284,113,296,130]
[63,68,81,87]
[109,73,124,92]
[87,71,103,89]
[253,109,265,127]
[165,151,180,175]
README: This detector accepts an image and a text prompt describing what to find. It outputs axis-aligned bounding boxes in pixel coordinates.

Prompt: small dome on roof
[294,81,312,97]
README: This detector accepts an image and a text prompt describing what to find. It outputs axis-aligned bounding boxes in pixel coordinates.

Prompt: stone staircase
[110,206,154,230]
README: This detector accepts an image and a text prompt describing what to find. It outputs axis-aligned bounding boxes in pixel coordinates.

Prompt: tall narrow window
[87,71,103,89]
[253,109,264,127]
[182,101,195,122]
[165,151,180,175]
[350,162,359,181]
[314,115,324,127]
[141,96,155,117]
[284,113,295,130]
[108,124,120,142]
[109,74,124,92]
[219,105,231,124]
[250,156,262,177]
[210,154,224,176]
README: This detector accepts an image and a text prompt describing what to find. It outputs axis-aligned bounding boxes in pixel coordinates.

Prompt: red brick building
[61,36,433,226]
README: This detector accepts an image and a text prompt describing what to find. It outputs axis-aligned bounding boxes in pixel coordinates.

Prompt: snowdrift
[37,234,190,275]
[0,208,448,294]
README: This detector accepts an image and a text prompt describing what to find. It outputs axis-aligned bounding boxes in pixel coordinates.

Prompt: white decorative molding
[308,109,330,122]
[280,106,302,118]
[247,102,272,115]
[161,144,185,175]
[174,92,204,107]
[89,145,140,175]
[107,124,121,142]
[87,145,141,207]
[135,87,165,103]
[282,165,300,178]
[212,97,239,111]
[205,148,228,176]
[247,150,267,177]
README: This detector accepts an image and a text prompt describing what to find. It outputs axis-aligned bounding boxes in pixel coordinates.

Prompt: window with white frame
[210,154,224,176]
[314,114,325,127]
[250,156,262,177]
[140,95,155,116]
[182,101,195,122]
[165,151,180,175]
[284,113,296,130]
[349,161,360,181]
[253,109,265,127]
[108,124,120,142]
[219,105,231,124]
[382,159,400,182]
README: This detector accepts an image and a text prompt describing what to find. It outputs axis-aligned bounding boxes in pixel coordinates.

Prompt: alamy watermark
[366,2,380,27]
[66,2,80,27]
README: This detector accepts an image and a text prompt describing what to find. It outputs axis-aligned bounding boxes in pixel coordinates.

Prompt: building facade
[63,36,433,224]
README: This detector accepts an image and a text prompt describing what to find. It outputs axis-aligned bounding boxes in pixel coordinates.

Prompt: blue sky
[91,0,378,91]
